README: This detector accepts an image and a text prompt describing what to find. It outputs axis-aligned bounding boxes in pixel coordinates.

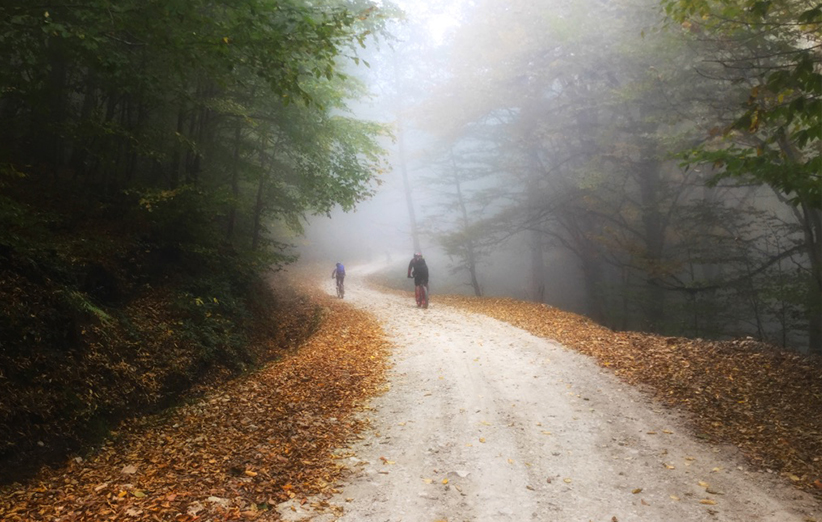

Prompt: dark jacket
[408,257,428,283]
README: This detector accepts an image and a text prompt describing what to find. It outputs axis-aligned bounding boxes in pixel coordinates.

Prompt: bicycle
[415,282,428,308]
[336,278,345,299]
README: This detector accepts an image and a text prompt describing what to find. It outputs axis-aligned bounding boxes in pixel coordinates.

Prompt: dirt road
[280,266,820,522]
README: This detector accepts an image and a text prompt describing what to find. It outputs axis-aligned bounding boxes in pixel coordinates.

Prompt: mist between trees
[305,0,821,354]
[1,0,819,356]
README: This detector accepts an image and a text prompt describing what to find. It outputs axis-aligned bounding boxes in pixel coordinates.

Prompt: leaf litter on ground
[0,274,390,521]
[435,294,822,496]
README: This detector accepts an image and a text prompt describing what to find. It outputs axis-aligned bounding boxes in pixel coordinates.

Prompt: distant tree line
[406,0,820,354]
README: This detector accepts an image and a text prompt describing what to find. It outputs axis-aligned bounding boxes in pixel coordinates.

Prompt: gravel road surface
[279,266,821,521]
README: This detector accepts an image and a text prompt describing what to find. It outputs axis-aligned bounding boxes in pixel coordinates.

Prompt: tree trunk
[251,135,270,251]
[393,57,421,254]
[637,157,667,331]
[802,204,822,354]
[251,171,266,251]
[529,230,545,303]
[68,72,98,177]
[41,38,69,168]
[171,106,186,189]
[397,118,421,253]
[581,258,606,324]
[450,154,482,297]
[226,124,242,243]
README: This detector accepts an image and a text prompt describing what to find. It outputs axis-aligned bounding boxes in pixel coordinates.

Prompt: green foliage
[0,0,392,241]
[411,0,819,350]
[662,0,822,208]
[175,286,250,368]
[0,0,399,483]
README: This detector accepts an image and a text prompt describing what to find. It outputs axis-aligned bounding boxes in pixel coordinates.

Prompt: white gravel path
[278,265,821,522]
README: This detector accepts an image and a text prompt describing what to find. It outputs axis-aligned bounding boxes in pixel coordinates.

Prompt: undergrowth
[0,175,310,485]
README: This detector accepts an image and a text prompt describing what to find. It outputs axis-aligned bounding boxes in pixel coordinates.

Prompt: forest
[378,0,821,355]
[0,0,393,481]
[0,0,819,489]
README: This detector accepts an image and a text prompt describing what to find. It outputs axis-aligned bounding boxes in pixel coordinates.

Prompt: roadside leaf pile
[437,294,822,494]
[0,280,389,521]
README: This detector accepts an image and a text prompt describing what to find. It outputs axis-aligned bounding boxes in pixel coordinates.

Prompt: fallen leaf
[436,293,822,499]
[564,478,572,483]
[699,499,717,505]
[479,437,486,443]
[632,488,642,494]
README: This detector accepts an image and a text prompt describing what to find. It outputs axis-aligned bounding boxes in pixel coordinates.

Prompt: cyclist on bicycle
[407,252,429,307]
[332,262,345,297]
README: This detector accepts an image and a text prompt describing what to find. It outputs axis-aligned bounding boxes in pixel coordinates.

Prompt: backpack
[337,264,345,276]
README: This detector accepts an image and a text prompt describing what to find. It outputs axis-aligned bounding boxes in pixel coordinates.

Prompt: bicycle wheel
[421,285,428,308]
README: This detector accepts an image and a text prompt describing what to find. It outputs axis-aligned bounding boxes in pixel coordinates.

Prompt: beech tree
[0,0,392,260]
[412,0,816,350]
[661,0,822,353]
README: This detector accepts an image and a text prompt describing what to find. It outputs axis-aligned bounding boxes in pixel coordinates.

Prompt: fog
[300,0,547,295]
[295,0,821,352]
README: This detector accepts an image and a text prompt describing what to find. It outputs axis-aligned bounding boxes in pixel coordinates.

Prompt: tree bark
[251,135,270,251]
[529,229,545,303]
[637,156,667,331]
[801,204,822,354]
[226,124,242,243]
[397,118,421,253]
[452,169,482,296]
[171,106,186,189]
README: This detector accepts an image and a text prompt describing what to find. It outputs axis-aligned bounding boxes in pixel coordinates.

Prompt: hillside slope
[0,178,314,484]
